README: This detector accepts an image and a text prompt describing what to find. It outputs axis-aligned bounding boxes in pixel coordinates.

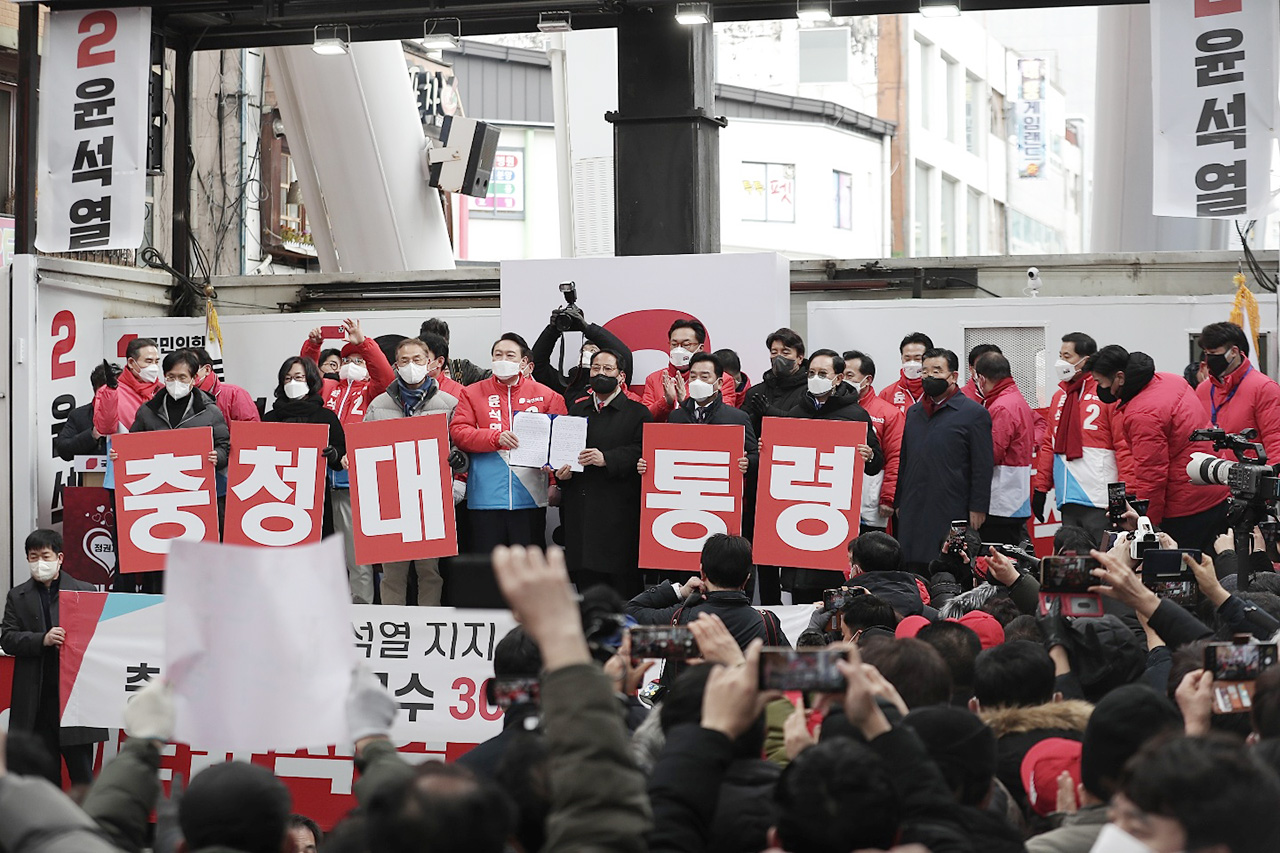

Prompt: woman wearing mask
[263,356,346,538]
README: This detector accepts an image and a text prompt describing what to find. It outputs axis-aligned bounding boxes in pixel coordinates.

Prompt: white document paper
[508,411,553,469]
[164,538,355,752]
[549,416,589,472]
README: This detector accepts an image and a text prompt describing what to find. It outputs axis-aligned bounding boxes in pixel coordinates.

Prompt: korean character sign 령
[754,417,865,572]
[639,423,745,571]
[113,428,220,573]
[347,416,458,565]
[224,422,330,547]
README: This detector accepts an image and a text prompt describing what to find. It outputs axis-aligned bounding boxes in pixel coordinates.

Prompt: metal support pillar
[15,2,39,254]
[609,7,723,256]
[171,41,194,278]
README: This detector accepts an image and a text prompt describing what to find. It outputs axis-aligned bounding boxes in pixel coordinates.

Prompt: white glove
[124,679,175,742]
[347,664,397,744]
[452,478,467,506]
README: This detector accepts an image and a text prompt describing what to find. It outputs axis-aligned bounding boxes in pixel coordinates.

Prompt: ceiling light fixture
[797,0,833,22]
[422,18,460,50]
[675,2,712,25]
[919,0,961,17]
[312,23,350,55]
[537,11,573,32]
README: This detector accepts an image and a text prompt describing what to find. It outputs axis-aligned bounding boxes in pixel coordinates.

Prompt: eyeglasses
[397,355,430,366]
[343,355,365,366]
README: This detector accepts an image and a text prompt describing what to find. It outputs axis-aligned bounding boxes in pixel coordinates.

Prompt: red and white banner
[1150,0,1279,218]
[224,422,328,548]
[639,423,745,571]
[36,7,151,252]
[347,416,457,565]
[62,486,118,587]
[113,429,219,573]
[754,417,865,572]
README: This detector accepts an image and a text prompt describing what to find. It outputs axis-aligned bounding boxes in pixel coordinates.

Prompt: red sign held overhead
[753,417,865,572]
[224,422,330,548]
[346,415,457,565]
[113,428,219,573]
[639,423,744,572]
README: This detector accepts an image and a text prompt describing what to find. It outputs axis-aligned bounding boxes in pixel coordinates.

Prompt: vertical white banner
[1150,0,1280,218]
[1016,59,1048,179]
[36,7,151,252]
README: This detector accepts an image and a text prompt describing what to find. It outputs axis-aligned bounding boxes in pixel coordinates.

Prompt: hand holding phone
[628,626,699,662]
[319,324,346,340]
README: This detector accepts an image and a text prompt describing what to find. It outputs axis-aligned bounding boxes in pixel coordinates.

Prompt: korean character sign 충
[753,417,865,572]
[639,423,744,571]
[224,422,329,547]
[347,416,458,565]
[112,429,219,573]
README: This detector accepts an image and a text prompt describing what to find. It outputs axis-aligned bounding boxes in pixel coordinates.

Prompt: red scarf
[1054,372,1086,460]
[898,371,924,402]
[922,385,958,417]
[981,377,1017,410]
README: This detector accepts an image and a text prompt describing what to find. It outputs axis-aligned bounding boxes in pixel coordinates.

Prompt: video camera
[551,280,585,332]
[1188,428,1280,502]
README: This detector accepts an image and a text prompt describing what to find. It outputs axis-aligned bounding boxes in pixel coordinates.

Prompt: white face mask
[1087,824,1159,853]
[580,350,595,368]
[166,380,192,401]
[687,379,716,402]
[283,379,309,400]
[1055,358,1079,383]
[850,378,870,395]
[137,363,162,384]
[339,362,368,383]
[492,359,522,380]
[808,376,834,396]
[670,347,694,369]
[399,362,429,386]
[29,559,59,583]
[902,361,924,380]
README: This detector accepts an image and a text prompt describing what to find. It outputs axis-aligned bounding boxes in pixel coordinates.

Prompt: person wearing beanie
[1020,737,1082,819]
[1026,684,1181,853]
[179,761,293,853]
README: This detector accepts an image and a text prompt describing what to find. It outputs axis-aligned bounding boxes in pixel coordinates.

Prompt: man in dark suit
[54,361,119,461]
[1,528,104,785]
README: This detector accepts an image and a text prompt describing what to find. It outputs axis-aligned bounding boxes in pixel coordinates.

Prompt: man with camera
[530,282,634,408]
[1195,321,1280,463]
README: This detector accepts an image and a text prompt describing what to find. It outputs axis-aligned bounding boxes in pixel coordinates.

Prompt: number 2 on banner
[77,11,117,68]
[51,311,76,380]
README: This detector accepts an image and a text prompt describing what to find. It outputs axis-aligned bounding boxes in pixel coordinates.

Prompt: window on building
[742,162,796,223]
[989,90,1006,138]
[916,37,932,131]
[965,74,981,154]
[944,55,960,143]
[260,113,316,262]
[940,175,957,256]
[914,162,931,256]
[799,27,851,84]
[834,170,853,230]
[967,188,982,255]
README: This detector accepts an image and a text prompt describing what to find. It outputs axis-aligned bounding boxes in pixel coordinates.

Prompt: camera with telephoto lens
[552,280,585,332]
[1187,428,1280,502]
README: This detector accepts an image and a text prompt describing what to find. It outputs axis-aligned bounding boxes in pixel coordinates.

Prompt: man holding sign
[557,349,651,595]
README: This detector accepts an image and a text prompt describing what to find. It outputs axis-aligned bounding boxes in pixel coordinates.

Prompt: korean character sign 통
[224,422,330,547]
[754,417,865,572]
[639,423,745,571]
[347,415,458,566]
[113,428,220,573]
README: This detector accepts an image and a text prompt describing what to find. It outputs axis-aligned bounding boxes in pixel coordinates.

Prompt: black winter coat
[741,364,809,435]
[531,321,634,408]
[626,586,789,648]
[896,391,994,565]
[781,384,886,475]
[56,403,106,460]
[668,395,758,470]
[1,575,107,745]
[130,389,232,470]
[559,392,651,576]
[263,395,347,471]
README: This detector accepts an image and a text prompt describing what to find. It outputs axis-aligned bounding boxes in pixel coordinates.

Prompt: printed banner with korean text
[639,423,745,571]
[224,422,329,547]
[1016,58,1048,179]
[62,485,118,587]
[36,7,151,252]
[753,417,866,572]
[1150,0,1279,218]
[347,415,458,565]
[112,429,219,573]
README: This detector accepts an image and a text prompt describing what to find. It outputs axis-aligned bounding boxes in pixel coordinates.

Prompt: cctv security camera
[1027,267,1041,281]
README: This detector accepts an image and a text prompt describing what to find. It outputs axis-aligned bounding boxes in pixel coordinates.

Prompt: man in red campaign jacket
[192,346,261,425]
[844,350,904,533]
[962,344,1002,404]
[880,331,934,416]
[94,337,161,436]
[640,318,736,421]
[1092,345,1229,553]
[1195,321,1280,463]
[975,353,1035,545]
[301,319,395,426]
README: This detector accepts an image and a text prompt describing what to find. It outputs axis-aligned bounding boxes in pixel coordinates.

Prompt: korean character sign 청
[224,422,329,548]
[347,416,458,565]
[639,423,745,571]
[113,428,219,573]
[753,417,865,572]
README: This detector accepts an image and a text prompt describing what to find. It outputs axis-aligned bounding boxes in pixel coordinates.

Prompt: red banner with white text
[224,422,329,548]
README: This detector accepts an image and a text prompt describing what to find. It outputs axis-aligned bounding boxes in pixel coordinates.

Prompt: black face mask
[1205,352,1233,379]
[1096,383,1118,404]
[772,355,796,375]
[589,374,619,396]
[323,372,340,382]
[921,376,951,398]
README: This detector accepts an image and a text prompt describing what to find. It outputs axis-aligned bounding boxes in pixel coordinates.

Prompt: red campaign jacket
[200,374,261,424]
[1195,363,1280,463]
[983,378,1036,519]
[640,366,737,421]
[858,385,905,507]
[93,368,159,436]
[1119,373,1228,524]
[879,372,924,417]
[1034,374,1133,507]
[302,337,395,425]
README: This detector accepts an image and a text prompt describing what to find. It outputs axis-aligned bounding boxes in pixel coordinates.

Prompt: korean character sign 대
[347,416,458,565]
[639,423,745,571]
[113,429,220,573]
[224,422,330,547]
[753,417,865,572]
